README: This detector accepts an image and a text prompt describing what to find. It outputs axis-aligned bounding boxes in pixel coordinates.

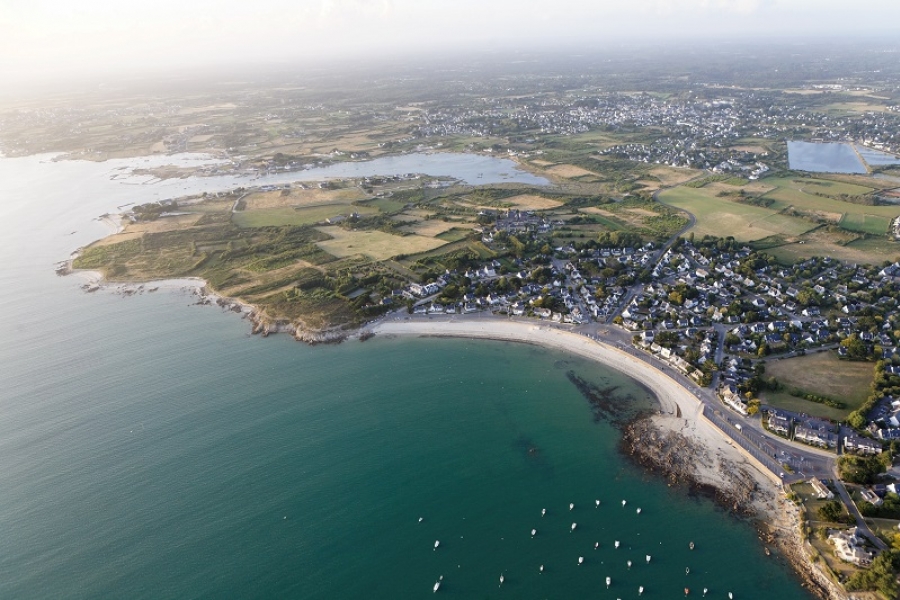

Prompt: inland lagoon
[787,141,867,174]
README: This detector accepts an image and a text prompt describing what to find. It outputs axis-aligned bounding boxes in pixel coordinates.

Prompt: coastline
[369,318,847,600]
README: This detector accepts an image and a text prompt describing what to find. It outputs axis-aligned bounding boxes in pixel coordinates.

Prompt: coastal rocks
[620,416,756,516]
[621,415,846,600]
[244,310,348,344]
[55,261,72,276]
[765,517,849,600]
[292,327,347,345]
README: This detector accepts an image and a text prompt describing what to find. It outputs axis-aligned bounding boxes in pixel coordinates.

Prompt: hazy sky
[1,0,897,83]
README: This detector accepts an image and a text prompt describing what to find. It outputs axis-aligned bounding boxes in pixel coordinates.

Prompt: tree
[839,454,886,485]
[841,333,869,361]
[848,411,866,429]
[817,500,847,523]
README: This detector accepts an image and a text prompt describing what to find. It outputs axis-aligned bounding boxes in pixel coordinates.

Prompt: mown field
[314,226,446,260]
[761,352,873,421]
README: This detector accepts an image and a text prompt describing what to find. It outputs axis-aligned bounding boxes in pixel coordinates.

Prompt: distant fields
[314,227,446,261]
[658,186,816,242]
[659,174,900,261]
[232,204,379,228]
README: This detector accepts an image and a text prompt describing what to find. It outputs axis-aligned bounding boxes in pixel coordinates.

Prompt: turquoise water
[0,154,812,598]
[787,141,867,174]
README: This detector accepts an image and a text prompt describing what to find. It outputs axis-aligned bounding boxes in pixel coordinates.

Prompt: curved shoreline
[374,320,697,436]
[370,318,846,600]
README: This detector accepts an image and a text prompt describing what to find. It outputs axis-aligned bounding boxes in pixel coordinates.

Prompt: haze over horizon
[2,0,898,87]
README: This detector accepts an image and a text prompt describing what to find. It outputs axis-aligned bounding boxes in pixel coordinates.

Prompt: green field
[838,213,891,234]
[357,197,409,214]
[232,204,379,228]
[761,352,873,421]
[661,174,900,260]
[658,186,815,242]
[758,177,898,223]
[436,228,473,242]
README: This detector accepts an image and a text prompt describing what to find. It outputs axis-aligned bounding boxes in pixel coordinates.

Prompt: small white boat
[703,588,708,597]
[606,576,611,588]
[569,502,574,511]
[419,517,424,523]
[578,556,584,565]
[728,593,733,600]
[614,540,620,549]
[539,565,544,573]
[621,500,627,507]
[639,585,644,595]
[571,522,577,532]
[689,541,695,550]
[499,574,505,586]
[531,528,537,537]
[636,508,642,514]
[434,540,440,550]
[595,499,600,507]
[433,581,440,592]
[541,508,546,517]
[686,567,690,574]
[646,555,651,563]
[594,542,599,549]
[627,560,632,569]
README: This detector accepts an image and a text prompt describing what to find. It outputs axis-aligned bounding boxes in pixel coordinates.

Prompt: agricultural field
[232,204,379,228]
[838,213,891,235]
[494,194,562,210]
[658,185,816,242]
[661,174,900,260]
[314,227,446,261]
[760,231,900,265]
[761,352,873,421]
[545,164,601,179]
[243,187,367,210]
[399,219,465,237]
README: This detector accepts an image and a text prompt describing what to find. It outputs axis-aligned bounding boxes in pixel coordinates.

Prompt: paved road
[832,469,889,550]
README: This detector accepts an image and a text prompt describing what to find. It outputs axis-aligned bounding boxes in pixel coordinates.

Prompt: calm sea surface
[0,154,812,599]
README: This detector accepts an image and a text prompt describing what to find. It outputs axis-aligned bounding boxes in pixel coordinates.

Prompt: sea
[0,153,815,599]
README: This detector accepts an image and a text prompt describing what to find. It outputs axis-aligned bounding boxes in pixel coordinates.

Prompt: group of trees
[844,549,900,597]
[847,359,900,430]
[837,454,890,485]
[817,499,853,524]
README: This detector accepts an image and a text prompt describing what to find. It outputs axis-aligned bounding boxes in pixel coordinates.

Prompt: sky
[1,0,898,84]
